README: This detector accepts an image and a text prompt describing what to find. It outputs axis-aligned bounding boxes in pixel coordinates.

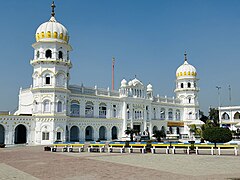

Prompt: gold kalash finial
[51,1,56,17]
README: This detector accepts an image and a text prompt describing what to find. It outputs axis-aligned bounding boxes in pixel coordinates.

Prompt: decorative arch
[45,49,52,58]
[168,109,173,120]
[181,83,184,88]
[0,124,5,144]
[43,100,51,113]
[70,100,80,117]
[14,124,27,144]
[33,100,38,113]
[70,126,79,142]
[99,103,107,118]
[99,126,107,140]
[55,126,64,142]
[176,109,180,120]
[57,101,63,112]
[85,101,94,118]
[41,125,51,141]
[234,112,240,119]
[111,126,118,140]
[160,108,165,120]
[58,51,63,59]
[222,112,230,120]
[85,126,94,141]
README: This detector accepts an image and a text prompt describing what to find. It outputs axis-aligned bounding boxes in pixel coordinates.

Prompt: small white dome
[128,81,133,86]
[176,54,197,79]
[35,16,69,43]
[131,78,143,86]
[121,79,127,87]
[147,84,153,91]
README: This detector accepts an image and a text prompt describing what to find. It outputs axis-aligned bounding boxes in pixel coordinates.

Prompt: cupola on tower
[175,53,200,121]
[30,1,72,116]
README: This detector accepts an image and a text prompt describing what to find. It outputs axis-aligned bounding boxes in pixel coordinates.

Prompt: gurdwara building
[0,2,200,145]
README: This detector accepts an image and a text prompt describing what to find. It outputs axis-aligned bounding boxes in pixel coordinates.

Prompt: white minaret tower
[30,1,72,116]
[175,52,200,121]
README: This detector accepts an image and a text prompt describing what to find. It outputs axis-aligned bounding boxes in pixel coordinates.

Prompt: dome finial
[184,51,187,62]
[51,1,56,17]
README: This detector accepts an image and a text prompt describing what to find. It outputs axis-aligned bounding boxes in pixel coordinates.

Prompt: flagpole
[112,57,115,90]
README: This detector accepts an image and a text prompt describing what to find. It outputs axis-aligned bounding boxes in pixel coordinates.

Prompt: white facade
[0,3,200,145]
[219,106,240,130]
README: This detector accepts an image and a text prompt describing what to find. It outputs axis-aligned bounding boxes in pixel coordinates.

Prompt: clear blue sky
[0,0,240,114]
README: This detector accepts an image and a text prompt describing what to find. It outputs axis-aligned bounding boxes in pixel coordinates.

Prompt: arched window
[57,101,62,112]
[99,103,107,118]
[160,108,165,120]
[45,49,52,58]
[85,101,94,118]
[58,51,63,59]
[188,97,191,104]
[67,51,69,60]
[153,108,156,119]
[234,112,240,119]
[113,105,117,118]
[188,82,191,88]
[176,110,180,120]
[127,110,130,119]
[222,112,230,120]
[70,100,80,117]
[34,101,38,112]
[181,83,184,88]
[36,51,40,59]
[168,109,173,120]
[45,74,51,85]
[43,100,50,112]
[188,112,192,119]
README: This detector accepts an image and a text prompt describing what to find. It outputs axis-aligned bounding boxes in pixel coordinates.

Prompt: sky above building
[0,0,240,114]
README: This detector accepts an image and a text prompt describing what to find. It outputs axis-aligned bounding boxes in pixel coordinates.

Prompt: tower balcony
[174,87,200,92]
[30,59,72,68]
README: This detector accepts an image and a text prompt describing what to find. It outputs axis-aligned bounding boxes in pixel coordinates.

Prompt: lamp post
[228,85,233,129]
[216,86,221,126]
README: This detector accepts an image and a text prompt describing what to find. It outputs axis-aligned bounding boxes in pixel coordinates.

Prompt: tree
[202,127,232,147]
[125,128,138,142]
[209,108,219,126]
[199,110,208,123]
[152,129,166,142]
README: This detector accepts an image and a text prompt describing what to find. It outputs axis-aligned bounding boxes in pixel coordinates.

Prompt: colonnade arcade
[0,124,28,144]
[67,125,118,141]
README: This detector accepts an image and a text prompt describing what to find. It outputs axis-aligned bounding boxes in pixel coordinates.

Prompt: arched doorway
[99,126,107,140]
[14,124,27,144]
[70,126,79,142]
[85,126,93,141]
[0,124,5,144]
[111,126,118,140]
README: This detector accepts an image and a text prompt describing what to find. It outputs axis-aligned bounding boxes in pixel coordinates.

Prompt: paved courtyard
[0,145,240,179]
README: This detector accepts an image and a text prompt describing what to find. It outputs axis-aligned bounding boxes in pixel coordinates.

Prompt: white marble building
[0,2,200,145]
[219,106,240,130]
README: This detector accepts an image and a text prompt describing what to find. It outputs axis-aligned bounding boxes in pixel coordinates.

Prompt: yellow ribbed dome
[35,16,69,43]
[176,57,197,79]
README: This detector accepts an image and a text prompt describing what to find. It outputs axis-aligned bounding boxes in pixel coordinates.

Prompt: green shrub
[202,127,232,144]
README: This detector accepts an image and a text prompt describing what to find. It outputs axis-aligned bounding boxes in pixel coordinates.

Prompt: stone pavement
[0,145,240,179]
